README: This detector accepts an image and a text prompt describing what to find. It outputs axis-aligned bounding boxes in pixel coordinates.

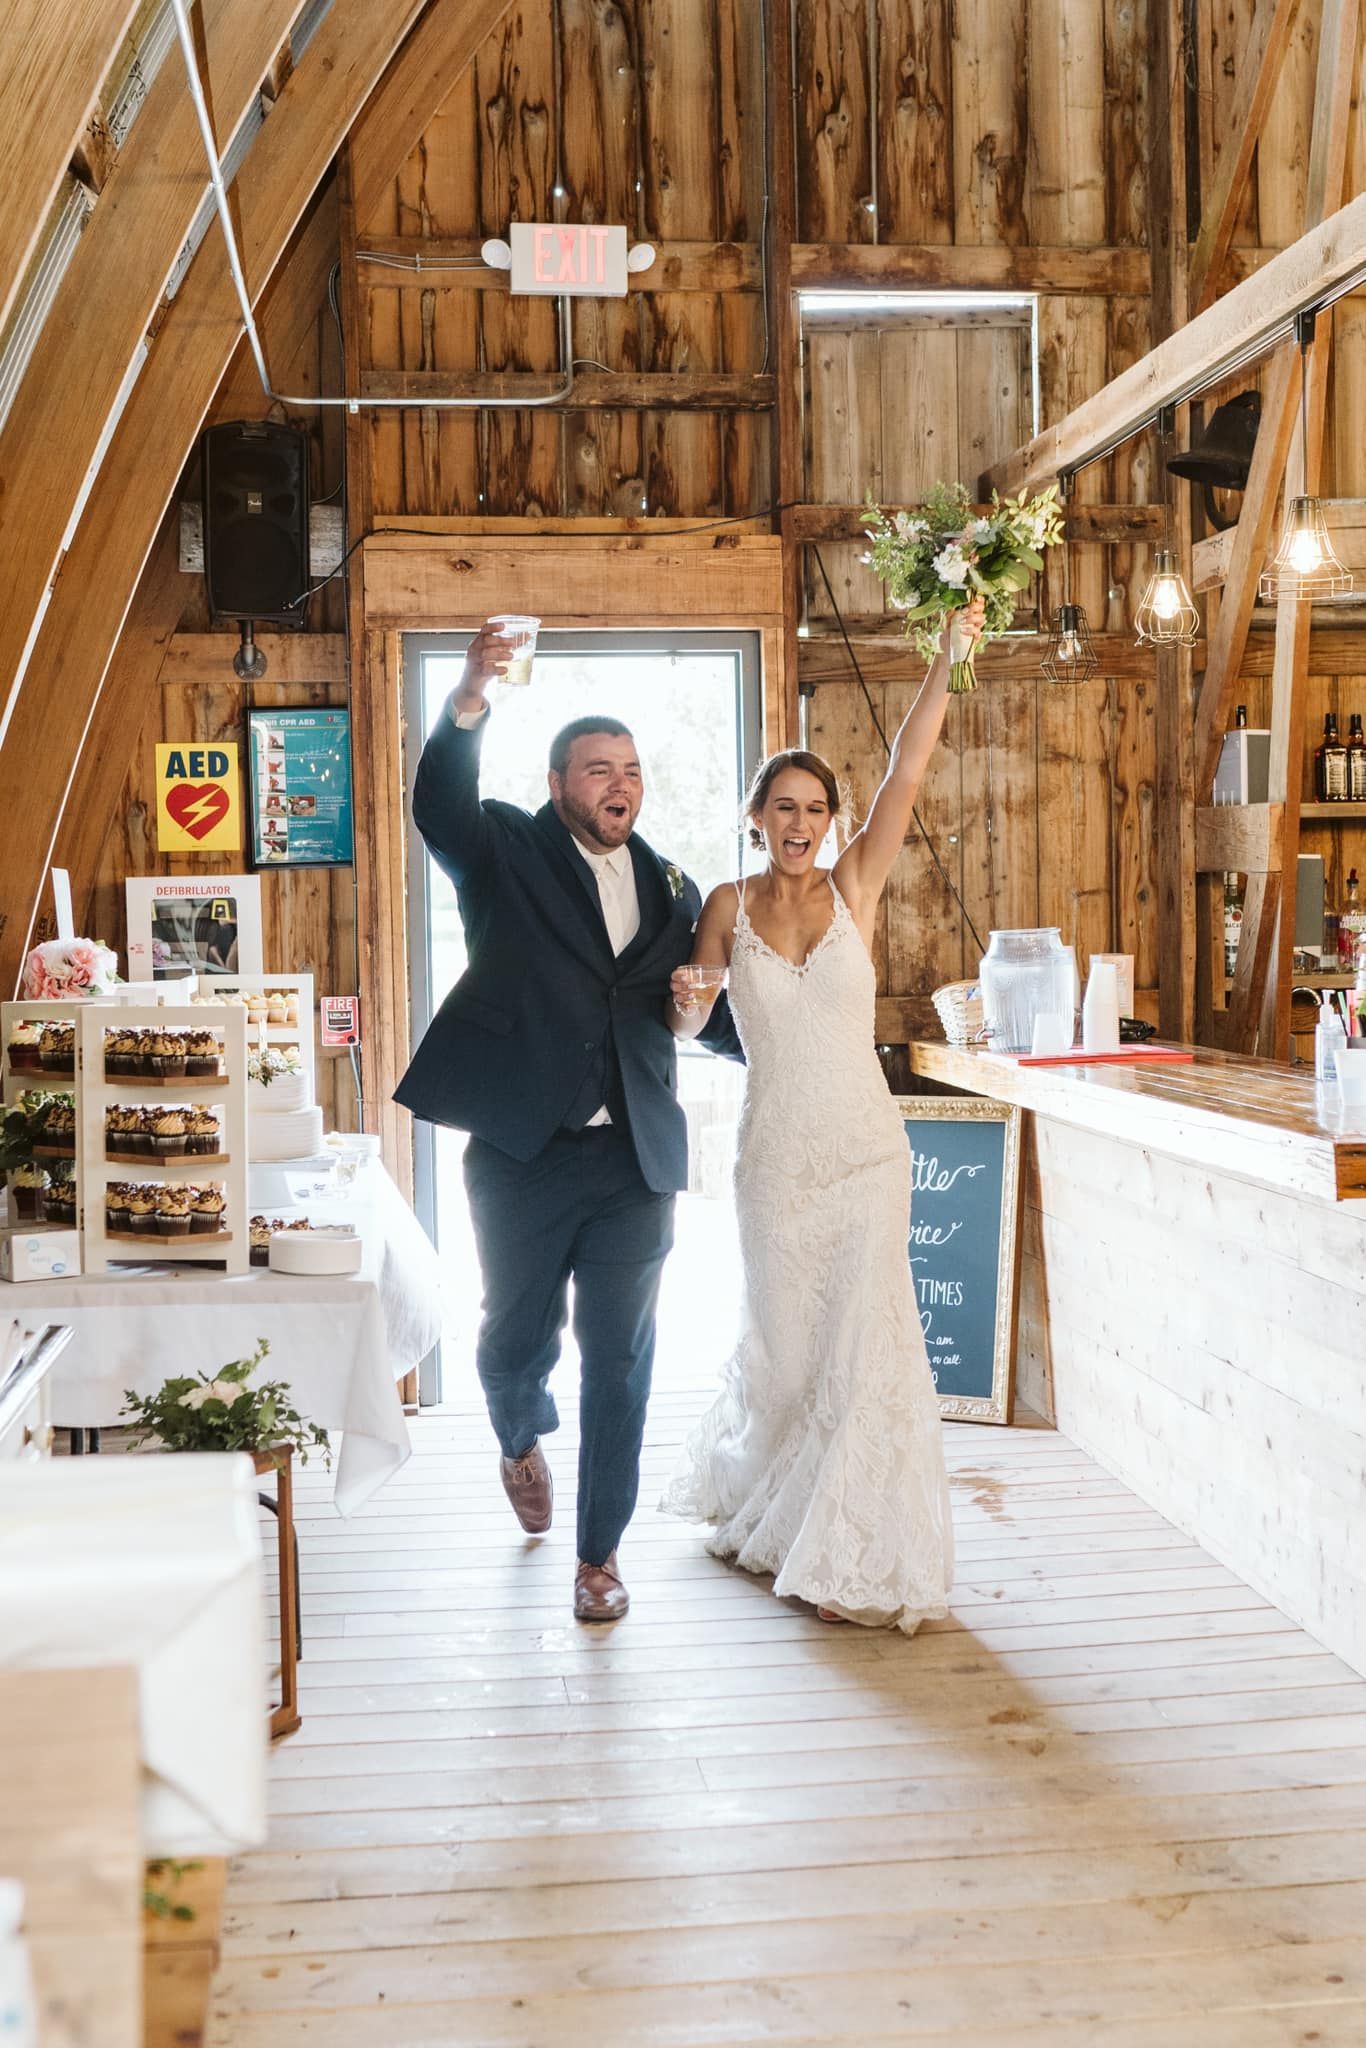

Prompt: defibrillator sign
[155,743,243,852]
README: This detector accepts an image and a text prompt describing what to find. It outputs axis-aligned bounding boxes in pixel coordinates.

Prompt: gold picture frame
[895,1095,1022,1426]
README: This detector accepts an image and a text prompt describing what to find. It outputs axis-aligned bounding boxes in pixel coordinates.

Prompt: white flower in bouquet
[932,543,971,588]
[862,479,1064,692]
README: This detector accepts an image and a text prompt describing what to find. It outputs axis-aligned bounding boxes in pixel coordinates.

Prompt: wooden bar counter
[910,1040,1366,1677]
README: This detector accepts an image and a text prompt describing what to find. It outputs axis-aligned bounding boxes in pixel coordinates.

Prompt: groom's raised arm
[411,621,514,885]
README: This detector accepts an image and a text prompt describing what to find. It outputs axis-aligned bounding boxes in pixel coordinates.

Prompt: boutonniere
[664,862,685,901]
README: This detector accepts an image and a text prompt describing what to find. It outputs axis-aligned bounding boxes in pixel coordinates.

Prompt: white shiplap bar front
[911,1041,1366,1679]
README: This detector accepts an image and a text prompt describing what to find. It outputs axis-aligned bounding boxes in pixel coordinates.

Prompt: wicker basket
[931,980,985,1046]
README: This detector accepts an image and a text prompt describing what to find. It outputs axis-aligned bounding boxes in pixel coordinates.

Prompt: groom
[395,621,741,1621]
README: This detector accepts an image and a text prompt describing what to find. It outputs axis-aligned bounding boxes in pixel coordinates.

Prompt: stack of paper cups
[1081,961,1121,1054]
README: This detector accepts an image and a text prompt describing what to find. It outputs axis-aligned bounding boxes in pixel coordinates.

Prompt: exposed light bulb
[1151,576,1182,621]
[1287,524,1327,575]
[1056,631,1083,664]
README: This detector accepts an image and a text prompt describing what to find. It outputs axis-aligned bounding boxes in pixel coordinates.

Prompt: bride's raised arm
[833,595,985,917]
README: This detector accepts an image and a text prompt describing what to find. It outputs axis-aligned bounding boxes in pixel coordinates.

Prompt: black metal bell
[1165,390,1261,530]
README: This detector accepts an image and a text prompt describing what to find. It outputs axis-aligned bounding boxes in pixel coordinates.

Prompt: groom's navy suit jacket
[394,710,742,1196]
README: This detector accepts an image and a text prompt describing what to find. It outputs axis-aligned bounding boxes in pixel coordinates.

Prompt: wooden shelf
[98,1071,225,1090]
[1300,802,1366,820]
[103,1150,229,1167]
[32,1143,76,1158]
[105,1228,233,1245]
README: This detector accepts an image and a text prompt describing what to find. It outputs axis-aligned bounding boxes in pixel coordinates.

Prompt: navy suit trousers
[463,1126,675,1565]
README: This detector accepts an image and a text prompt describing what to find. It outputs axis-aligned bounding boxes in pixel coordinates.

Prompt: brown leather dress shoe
[500,1442,552,1533]
[574,1553,630,1623]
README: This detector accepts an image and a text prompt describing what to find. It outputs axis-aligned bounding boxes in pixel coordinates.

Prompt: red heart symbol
[166,782,230,840]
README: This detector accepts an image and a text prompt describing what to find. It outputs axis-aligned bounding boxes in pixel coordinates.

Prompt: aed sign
[155,743,243,853]
[509,222,628,298]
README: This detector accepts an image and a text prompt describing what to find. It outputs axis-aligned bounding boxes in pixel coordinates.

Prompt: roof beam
[0,0,139,332]
[0,0,302,760]
[791,242,1150,295]
[1188,0,1302,314]
[979,188,1366,498]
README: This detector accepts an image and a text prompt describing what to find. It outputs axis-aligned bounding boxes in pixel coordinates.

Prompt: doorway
[403,629,763,1406]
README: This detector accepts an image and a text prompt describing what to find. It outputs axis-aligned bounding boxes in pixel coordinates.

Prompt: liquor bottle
[1355,930,1366,1040]
[1223,871,1243,978]
[1349,714,1366,801]
[1316,713,1350,801]
[1235,704,1248,729]
[1339,867,1365,971]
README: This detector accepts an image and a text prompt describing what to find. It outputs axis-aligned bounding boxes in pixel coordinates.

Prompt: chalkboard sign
[896,1097,1022,1424]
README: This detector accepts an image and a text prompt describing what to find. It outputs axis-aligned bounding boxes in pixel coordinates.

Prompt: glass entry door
[403,630,762,1404]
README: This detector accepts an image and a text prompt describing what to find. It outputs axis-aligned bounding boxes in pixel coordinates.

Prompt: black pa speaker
[200,420,310,626]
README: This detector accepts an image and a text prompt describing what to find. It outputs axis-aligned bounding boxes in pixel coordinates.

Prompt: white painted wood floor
[213,1385,1366,2047]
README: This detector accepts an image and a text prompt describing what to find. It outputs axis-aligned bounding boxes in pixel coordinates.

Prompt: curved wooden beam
[0,0,140,333]
[0,0,300,745]
[0,0,517,992]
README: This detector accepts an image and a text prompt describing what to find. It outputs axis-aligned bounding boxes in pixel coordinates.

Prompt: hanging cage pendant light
[1042,601,1098,683]
[1260,309,1353,603]
[1042,476,1098,682]
[1135,546,1200,645]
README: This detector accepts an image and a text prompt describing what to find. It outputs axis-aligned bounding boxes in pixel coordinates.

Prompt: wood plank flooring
[212,1385,1366,2046]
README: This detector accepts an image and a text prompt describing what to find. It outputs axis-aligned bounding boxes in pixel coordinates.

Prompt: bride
[660,598,984,1630]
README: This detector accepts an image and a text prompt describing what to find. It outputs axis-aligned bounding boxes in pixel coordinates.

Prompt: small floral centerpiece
[121,1339,331,1465]
[862,481,1065,692]
[23,936,120,999]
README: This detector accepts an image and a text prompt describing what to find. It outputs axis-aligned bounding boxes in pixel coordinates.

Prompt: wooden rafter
[0,0,451,995]
[1188,0,1302,315]
[0,0,300,751]
[791,243,1150,294]
[0,0,139,333]
[978,189,1366,499]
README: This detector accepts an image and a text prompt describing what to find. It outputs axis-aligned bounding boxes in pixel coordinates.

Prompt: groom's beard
[557,789,640,852]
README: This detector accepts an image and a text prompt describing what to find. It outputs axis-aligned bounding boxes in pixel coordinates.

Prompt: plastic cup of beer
[677,963,727,1010]
[488,614,539,686]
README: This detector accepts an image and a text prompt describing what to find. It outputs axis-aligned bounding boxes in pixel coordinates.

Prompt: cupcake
[105,1106,135,1157]
[105,1184,130,1235]
[46,1166,76,1225]
[185,1030,221,1078]
[106,1028,140,1078]
[9,1166,49,1221]
[191,1185,227,1235]
[126,1185,157,1235]
[249,1215,273,1267]
[46,1097,76,1150]
[7,1022,43,1074]
[40,1024,74,1075]
[149,1107,188,1158]
[152,1030,186,1081]
[187,1107,220,1156]
[155,1185,193,1238]
[135,1029,159,1078]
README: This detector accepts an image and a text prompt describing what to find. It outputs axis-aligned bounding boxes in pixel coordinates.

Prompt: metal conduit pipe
[167,0,577,412]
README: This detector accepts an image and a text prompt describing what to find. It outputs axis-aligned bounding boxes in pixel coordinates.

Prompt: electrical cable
[810,545,986,957]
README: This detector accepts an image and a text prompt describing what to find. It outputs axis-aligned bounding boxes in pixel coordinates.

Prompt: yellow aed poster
[155,743,243,852]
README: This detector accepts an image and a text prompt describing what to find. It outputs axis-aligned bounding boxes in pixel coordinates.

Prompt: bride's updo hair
[744,749,844,849]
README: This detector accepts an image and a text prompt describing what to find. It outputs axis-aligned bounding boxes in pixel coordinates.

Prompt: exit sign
[509,223,628,298]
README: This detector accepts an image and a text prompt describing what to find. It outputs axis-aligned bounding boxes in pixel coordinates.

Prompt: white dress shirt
[449,693,639,1123]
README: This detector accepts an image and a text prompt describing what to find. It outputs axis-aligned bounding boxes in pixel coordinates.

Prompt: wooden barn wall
[345,0,1162,1035]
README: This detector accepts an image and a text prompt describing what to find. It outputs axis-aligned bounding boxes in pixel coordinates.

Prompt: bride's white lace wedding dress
[661,876,954,1632]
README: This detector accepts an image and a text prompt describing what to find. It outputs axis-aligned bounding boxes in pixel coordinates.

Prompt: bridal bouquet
[23,936,120,999]
[862,481,1065,692]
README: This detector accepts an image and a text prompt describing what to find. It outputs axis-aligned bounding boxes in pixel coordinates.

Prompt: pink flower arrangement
[22,937,119,999]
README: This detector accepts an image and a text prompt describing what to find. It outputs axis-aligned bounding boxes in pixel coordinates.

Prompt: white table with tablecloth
[1,1163,443,1513]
